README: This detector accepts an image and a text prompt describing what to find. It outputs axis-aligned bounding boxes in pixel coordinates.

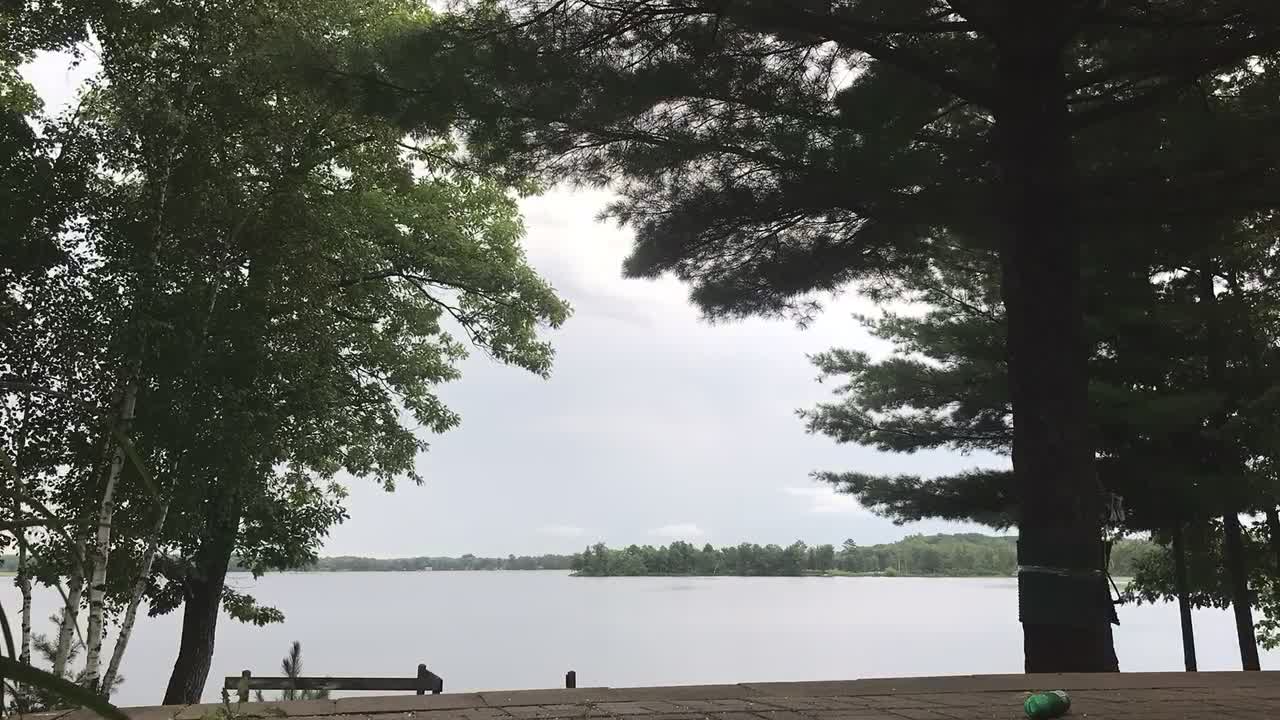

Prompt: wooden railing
[225,667,582,702]
[224,664,443,702]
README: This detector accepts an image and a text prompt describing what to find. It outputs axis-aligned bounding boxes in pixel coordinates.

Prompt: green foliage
[569,535,1157,578]
[1,657,127,720]
[4,0,571,702]
[6,613,124,713]
[229,553,576,572]
[570,540,813,577]
[218,590,287,628]
[832,535,1016,577]
[253,642,328,703]
[364,2,1280,326]
[1108,539,1161,579]
[816,470,1017,530]
[1123,522,1280,610]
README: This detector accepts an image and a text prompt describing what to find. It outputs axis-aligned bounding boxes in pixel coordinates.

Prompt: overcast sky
[323,188,1003,557]
[24,51,1003,558]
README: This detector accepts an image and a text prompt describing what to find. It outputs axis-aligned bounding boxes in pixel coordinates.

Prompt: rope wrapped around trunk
[1017,535,1118,626]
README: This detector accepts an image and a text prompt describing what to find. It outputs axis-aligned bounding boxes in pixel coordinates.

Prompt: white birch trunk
[53,538,87,677]
[83,375,139,689]
[18,537,32,665]
[10,402,34,667]
[100,500,169,692]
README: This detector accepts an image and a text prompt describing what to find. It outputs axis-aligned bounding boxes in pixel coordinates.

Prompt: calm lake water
[3,571,1276,707]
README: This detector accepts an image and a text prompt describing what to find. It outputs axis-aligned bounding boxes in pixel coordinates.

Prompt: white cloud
[784,486,866,515]
[22,49,101,117]
[649,523,706,539]
[537,524,587,538]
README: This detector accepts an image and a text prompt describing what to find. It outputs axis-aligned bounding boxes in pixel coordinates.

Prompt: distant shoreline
[191,533,1153,578]
[567,535,1154,578]
[227,567,569,574]
[223,569,1133,586]
[570,570,1017,579]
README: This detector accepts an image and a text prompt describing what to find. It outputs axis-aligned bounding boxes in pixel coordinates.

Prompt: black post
[565,671,576,689]
[416,664,428,696]
[239,670,252,704]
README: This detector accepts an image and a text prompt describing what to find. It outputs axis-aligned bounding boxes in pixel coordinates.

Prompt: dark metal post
[416,664,428,696]
[565,671,576,689]
[239,670,252,703]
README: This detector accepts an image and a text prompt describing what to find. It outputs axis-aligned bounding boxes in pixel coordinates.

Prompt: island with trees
[568,534,1157,578]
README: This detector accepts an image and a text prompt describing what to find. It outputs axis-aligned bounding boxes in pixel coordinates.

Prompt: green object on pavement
[1024,690,1071,719]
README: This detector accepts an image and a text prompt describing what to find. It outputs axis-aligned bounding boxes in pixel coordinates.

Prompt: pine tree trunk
[1195,260,1257,669]
[84,370,141,689]
[101,501,170,693]
[1222,510,1261,670]
[1171,521,1197,672]
[53,539,88,678]
[992,15,1116,673]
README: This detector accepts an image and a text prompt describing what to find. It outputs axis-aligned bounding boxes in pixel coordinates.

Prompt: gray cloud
[649,523,707,540]
[537,525,588,539]
[782,487,866,515]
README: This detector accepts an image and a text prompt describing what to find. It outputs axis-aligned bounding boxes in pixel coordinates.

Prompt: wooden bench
[224,664,443,702]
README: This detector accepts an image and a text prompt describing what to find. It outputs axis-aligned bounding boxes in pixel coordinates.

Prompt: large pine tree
[366,1,1280,670]
[800,190,1280,670]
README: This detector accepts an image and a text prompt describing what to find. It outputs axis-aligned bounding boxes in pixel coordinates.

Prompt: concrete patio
[52,672,1280,720]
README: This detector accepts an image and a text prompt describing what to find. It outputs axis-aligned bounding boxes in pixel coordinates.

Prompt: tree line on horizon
[0,535,1163,578]
[570,535,1158,579]
[246,553,577,572]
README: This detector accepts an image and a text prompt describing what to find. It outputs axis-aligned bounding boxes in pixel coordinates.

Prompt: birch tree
[8,0,570,705]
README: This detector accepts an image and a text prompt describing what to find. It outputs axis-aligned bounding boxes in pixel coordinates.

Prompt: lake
[2,571,1275,707]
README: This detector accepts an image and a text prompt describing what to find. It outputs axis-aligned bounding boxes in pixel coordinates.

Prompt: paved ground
[52,672,1280,720]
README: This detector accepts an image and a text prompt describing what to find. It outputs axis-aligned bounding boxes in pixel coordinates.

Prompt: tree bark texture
[53,539,87,678]
[163,447,251,706]
[1195,260,1259,670]
[18,537,32,666]
[11,404,34,668]
[1222,511,1261,670]
[162,533,234,705]
[84,370,141,688]
[1171,521,1197,672]
[991,11,1117,673]
[102,500,170,692]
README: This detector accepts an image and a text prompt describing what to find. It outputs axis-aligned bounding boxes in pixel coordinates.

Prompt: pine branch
[727,7,995,106]
[1068,28,1280,91]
